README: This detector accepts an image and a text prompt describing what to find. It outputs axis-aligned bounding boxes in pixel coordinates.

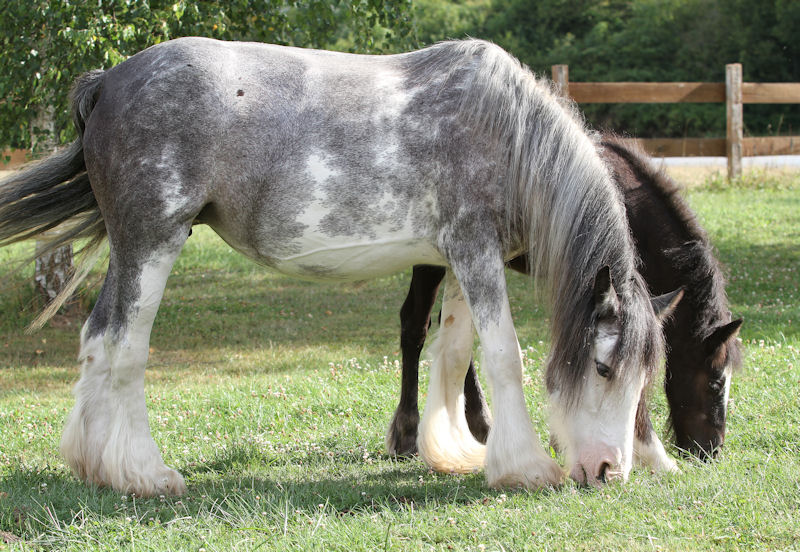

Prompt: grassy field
[0,167,798,551]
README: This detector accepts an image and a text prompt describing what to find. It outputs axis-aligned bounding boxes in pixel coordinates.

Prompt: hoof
[146,467,187,497]
[116,466,187,497]
[420,440,486,474]
[486,453,564,490]
[417,411,486,474]
[386,410,420,457]
[634,432,680,474]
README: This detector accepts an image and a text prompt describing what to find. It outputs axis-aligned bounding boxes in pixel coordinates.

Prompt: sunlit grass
[1,168,798,550]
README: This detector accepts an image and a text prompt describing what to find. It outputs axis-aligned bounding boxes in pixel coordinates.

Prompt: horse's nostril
[597,462,611,483]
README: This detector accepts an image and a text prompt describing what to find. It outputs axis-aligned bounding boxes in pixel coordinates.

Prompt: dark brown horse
[387,136,742,463]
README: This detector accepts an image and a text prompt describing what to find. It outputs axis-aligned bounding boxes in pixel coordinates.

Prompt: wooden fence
[552,64,800,179]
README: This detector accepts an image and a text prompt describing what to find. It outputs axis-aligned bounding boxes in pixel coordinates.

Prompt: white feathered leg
[447,256,563,490]
[61,239,187,496]
[634,430,679,473]
[417,275,486,472]
[60,328,113,486]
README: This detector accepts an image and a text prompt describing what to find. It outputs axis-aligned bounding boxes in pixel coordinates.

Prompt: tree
[415,0,800,139]
[0,0,416,153]
[413,0,490,45]
[0,0,415,318]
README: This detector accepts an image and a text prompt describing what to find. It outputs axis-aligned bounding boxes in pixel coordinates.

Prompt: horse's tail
[0,69,108,330]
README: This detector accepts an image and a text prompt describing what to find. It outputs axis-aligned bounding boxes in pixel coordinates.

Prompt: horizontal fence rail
[1,149,29,168]
[632,136,800,158]
[551,64,800,179]
[566,82,800,104]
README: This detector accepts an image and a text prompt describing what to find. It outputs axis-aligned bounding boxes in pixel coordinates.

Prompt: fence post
[552,64,569,98]
[726,63,743,180]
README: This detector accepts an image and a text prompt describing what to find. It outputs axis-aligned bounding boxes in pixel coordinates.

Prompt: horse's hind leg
[61,229,189,496]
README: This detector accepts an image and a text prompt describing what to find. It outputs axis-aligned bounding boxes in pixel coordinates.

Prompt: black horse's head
[665,317,743,459]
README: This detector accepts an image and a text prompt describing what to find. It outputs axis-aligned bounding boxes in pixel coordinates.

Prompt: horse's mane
[402,41,665,404]
[600,137,738,358]
[600,136,709,244]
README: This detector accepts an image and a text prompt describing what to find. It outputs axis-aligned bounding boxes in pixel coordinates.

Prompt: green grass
[1,169,799,550]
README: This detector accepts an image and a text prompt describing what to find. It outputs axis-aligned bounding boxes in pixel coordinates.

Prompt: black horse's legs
[386,265,446,456]
[386,264,494,455]
[463,360,492,443]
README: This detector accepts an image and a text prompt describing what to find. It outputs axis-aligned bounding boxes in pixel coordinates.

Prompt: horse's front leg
[633,397,678,473]
[386,265,446,456]
[447,252,563,489]
[416,271,486,472]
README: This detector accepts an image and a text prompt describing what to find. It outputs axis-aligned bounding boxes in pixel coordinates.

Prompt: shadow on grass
[1,443,541,542]
[0,267,552,394]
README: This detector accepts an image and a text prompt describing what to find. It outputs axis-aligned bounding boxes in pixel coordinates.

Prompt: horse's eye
[708,378,724,393]
[595,361,611,378]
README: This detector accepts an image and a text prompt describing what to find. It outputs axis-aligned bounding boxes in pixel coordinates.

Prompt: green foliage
[3,0,799,148]
[0,0,415,152]
[420,0,800,138]
[412,0,490,44]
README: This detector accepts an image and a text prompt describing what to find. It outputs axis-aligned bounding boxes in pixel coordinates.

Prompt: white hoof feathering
[484,408,564,489]
[634,430,679,473]
[61,250,188,497]
[60,339,187,496]
[61,398,187,496]
[417,282,486,473]
[417,392,486,473]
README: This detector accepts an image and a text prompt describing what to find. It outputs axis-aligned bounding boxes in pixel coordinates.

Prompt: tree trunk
[31,106,76,312]
[34,230,76,310]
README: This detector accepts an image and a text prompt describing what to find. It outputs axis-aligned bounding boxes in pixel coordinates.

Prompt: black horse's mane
[600,136,708,243]
[600,136,736,346]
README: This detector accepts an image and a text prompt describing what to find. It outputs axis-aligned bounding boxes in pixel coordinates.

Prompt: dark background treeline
[415,0,800,139]
[2,0,798,151]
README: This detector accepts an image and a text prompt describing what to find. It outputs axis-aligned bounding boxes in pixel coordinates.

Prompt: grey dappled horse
[0,39,676,496]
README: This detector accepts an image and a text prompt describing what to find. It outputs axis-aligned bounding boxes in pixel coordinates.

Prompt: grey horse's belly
[209,215,446,282]
[206,172,446,282]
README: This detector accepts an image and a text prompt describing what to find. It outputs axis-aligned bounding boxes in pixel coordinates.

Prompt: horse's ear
[704,318,743,354]
[651,287,684,321]
[593,266,619,317]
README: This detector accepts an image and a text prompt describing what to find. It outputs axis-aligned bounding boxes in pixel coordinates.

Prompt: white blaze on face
[722,362,734,417]
[549,319,644,484]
